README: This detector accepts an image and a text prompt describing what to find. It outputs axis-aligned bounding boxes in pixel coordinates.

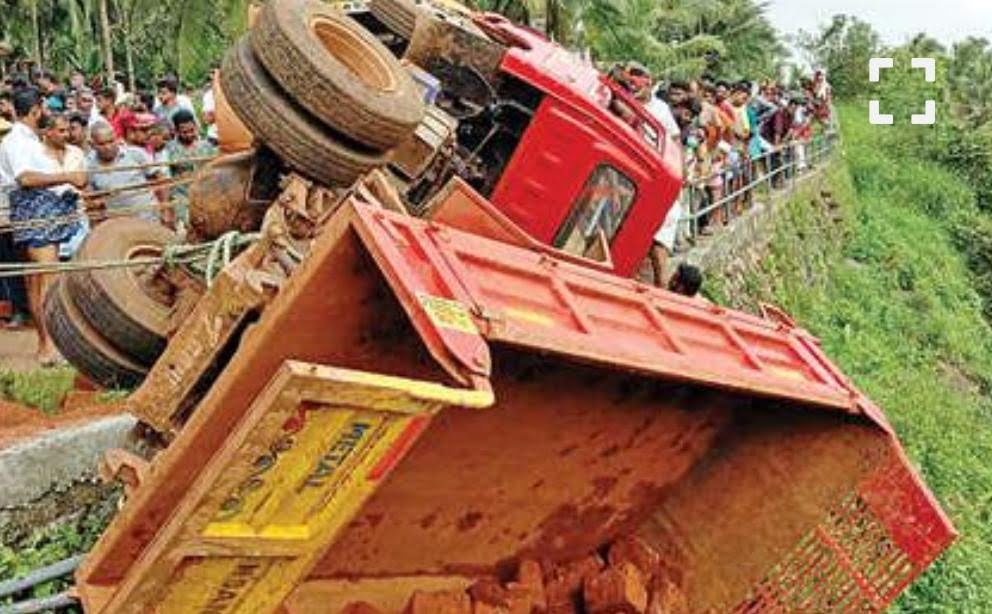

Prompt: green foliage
[947,37,992,128]
[795,14,881,97]
[467,0,782,82]
[0,493,117,606]
[0,367,75,414]
[1,0,248,86]
[583,0,782,81]
[711,103,992,611]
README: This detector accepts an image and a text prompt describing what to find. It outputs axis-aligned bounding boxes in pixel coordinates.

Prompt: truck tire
[65,218,175,367]
[221,37,386,186]
[250,0,424,151]
[45,278,147,390]
[370,0,419,39]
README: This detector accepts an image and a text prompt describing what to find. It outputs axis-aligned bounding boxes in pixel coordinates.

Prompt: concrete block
[0,414,136,507]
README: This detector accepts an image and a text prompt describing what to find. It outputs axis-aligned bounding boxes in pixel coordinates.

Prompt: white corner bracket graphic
[869,57,937,125]
[868,57,895,125]
[911,57,937,82]
[869,100,894,125]
[869,57,894,82]
[911,57,937,125]
[912,100,936,125]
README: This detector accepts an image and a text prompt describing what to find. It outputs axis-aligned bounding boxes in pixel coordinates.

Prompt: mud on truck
[40,0,956,612]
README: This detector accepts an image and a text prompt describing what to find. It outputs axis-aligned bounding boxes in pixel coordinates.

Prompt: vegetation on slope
[709,104,992,611]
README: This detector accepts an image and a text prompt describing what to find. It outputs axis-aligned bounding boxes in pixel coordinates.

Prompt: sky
[766,0,992,48]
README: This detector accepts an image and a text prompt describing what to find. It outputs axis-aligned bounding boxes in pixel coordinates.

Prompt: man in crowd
[35,70,65,112]
[668,263,704,299]
[0,88,85,362]
[122,112,157,150]
[87,122,170,226]
[760,95,797,187]
[646,83,681,143]
[165,109,215,222]
[650,199,684,288]
[201,69,219,145]
[148,119,172,163]
[0,89,12,136]
[67,112,89,152]
[76,88,97,126]
[0,87,24,324]
[68,71,86,94]
[95,87,126,138]
[41,114,89,259]
[155,75,194,128]
[811,70,832,125]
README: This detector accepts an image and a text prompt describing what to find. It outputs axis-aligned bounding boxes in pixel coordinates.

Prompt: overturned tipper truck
[46,1,954,612]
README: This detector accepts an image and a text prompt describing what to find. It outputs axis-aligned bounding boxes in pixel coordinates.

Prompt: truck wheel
[370,0,420,40]
[45,278,147,390]
[250,0,424,151]
[65,218,175,367]
[221,37,387,186]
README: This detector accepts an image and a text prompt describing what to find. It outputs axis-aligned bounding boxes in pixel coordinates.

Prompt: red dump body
[77,193,954,613]
[477,14,683,276]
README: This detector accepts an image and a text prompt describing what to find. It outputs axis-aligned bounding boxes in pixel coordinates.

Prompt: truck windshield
[554,165,637,258]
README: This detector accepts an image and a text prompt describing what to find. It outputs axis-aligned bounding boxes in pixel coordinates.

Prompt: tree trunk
[31,0,42,68]
[99,0,115,85]
[545,0,563,42]
[123,26,135,93]
[112,0,136,93]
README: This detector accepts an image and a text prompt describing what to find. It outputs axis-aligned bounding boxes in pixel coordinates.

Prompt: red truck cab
[473,15,684,277]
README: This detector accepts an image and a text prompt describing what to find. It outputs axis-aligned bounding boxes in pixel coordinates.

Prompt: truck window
[554,165,637,258]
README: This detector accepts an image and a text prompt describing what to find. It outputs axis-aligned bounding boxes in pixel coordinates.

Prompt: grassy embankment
[707,105,992,611]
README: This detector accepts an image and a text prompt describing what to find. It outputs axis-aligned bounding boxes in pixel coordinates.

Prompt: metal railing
[675,131,838,247]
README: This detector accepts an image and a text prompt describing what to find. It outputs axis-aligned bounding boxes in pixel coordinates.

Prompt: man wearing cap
[123,111,158,150]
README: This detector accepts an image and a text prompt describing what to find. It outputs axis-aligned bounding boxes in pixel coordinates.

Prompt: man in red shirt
[94,87,127,139]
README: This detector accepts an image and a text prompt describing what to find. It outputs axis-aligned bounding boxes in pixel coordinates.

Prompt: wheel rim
[310,16,399,93]
[125,244,175,309]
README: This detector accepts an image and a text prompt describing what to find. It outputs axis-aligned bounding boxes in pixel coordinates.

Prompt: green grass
[709,105,992,611]
[0,367,76,414]
[0,495,116,609]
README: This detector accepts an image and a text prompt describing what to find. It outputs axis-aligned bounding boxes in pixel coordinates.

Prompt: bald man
[87,122,167,224]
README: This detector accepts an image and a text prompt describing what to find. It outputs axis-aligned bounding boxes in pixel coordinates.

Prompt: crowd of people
[608,63,834,284]
[0,68,217,363]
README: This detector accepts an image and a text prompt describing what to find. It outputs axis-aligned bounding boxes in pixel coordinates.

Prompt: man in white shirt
[650,197,686,287]
[40,114,89,258]
[201,83,218,144]
[0,88,86,362]
[645,84,681,144]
